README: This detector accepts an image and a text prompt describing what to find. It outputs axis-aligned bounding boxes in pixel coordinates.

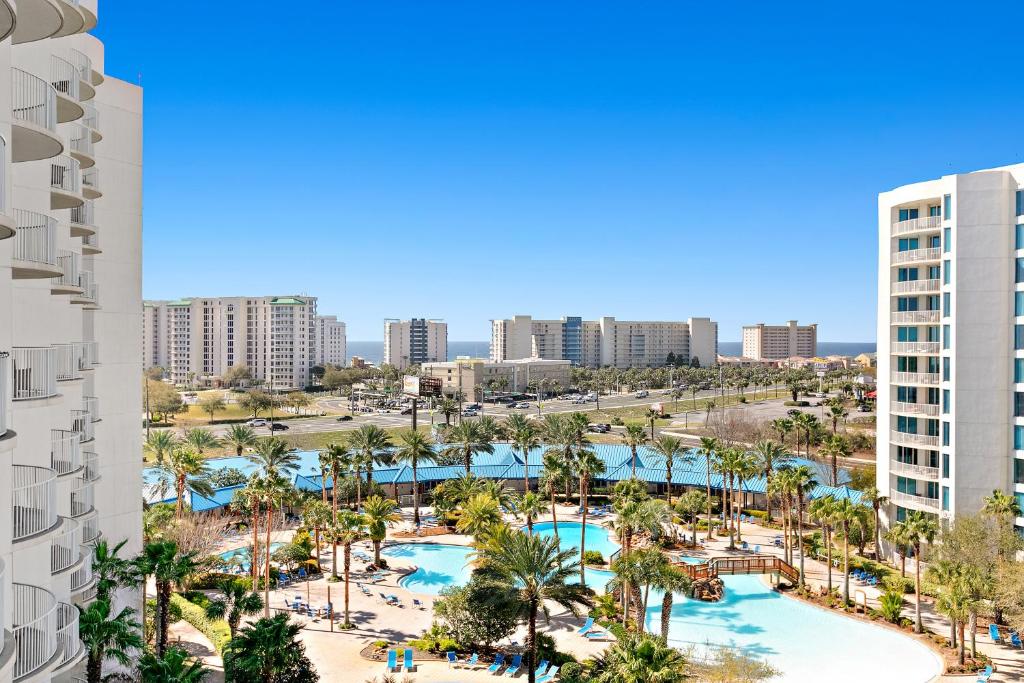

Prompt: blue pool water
[219,542,285,563]
[382,543,475,596]
[531,521,620,560]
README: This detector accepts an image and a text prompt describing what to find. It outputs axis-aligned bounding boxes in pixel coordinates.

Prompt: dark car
[400,407,413,415]
[270,423,290,431]
[336,415,353,421]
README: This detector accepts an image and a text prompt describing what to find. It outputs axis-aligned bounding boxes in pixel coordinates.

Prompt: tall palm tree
[437,396,459,426]
[752,439,787,523]
[885,521,912,577]
[827,402,848,435]
[328,510,366,627]
[155,447,214,518]
[247,436,301,479]
[134,540,198,656]
[770,417,793,447]
[621,423,649,478]
[819,435,851,487]
[515,491,547,534]
[651,435,688,505]
[716,448,743,549]
[732,450,759,545]
[247,438,301,615]
[835,498,862,602]
[809,496,838,593]
[224,424,259,457]
[205,578,264,638]
[791,411,818,457]
[474,531,592,683]
[905,510,939,633]
[698,437,719,541]
[575,448,606,586]
[345,424,392,491]
[138,647,210,683]
[362,495,400,565]
[539,451,568,541]
[982,489,1022,526]
[441,419,494,474]
[674,489,708,547]
[92,539,139,603]
[79,599,143,683]
[650,563,691,646]
[301,498,331,570]
[144,430,178,465]
[507,413,541,493]
[593,633,687,683]
[321,443,347,527]
[180,427,222,455]
[787,464,817,587]
[394,429,434,526]
[862,485,887,557]
[253,474,292,616]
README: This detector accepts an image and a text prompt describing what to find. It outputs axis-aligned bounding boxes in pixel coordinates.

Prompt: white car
[246,418,267,427]
[635,390,649,398]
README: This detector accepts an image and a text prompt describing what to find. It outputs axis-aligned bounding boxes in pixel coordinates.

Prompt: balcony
[0,353,7,438]
[69,200,95,236]
[78,509,99,543]
[891,341,940,355]
[76,343,98,371]
[50,155,83,209]
[12,583,58,680]
[13,465,58,541]
[71,271,98,309]
[891,279,940,295]
[892,215,943,236]
[0,0,12,42]
[55,602,83,671]
[890,489,941,512]
[54,344,81,383]
[0,137,11,240]
[81,167,101,199]
[70,551,95,595]
[50,55,84,123]
[71,409,93,443]
[890,457,940,481]
[11,210,60,278]
[83,395,99,420]
[52,0,86,39]
[68,124,94,169]
[81,103,101,142]
[51,429,82,477]
[67,49,95,100]
[70,477,94,517]
[52,250,82,295]
[82,231,100,255]
[890,429,940,449]
[892,247,941,265]
[12,0,63,43]
[81,451,99,482]
[891,400,940,417]
[51,517,81,574]
[891,310,940,325]
[12,347,58,401]
[11,68,61,162]
[891,370,939,385]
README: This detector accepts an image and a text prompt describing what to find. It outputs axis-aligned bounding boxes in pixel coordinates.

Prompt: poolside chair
[465,652,480,669]
[389,595,403,608]
[403,649,415,672]
[537,665,560,683]
[989,624,1001,643]
[447,651,458,668]
[413,598,425,610]
[487,653,506,674]
[585,630,612,641]
[503,654,523,677]
[1011,632,1022,648]
[753,545,760,554]
[533,660,549,678]
[385,650,398,672]
[976,664,993,682]
[577,617,595,634]
[379,592,397,605]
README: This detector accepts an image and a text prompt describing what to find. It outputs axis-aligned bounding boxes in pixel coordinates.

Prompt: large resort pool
[384,523,941,682]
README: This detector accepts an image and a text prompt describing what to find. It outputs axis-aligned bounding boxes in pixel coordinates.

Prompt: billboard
[404,375,443,398]
[403,376,420,397]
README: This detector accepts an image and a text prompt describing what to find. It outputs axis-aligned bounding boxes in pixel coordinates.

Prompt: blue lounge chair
[577,617,595,634]
[989,624,1001,643]
[533,660,549,678]
[487,653,505,674]
[586,630,612,640]
[977,664,993,682]
[753,545,761,554]
[385,650,398,672]
[465,653,480,668]
[503,654,523,677]
[1012,632,1023,648]
[537,665,560,683]
[446,651,458,668]
[403,649,415,672]
[390,595,403,607]
[413,599,425,610]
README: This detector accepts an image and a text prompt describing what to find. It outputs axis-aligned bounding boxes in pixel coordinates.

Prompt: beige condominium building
[383,318,447,370]
[741,321,817,360]
[877,163,1024,544]
[143,296,318,390]
[490,315,718,368]
[421,357,572,399]
[0,0,144,679]
[314,315,347,367]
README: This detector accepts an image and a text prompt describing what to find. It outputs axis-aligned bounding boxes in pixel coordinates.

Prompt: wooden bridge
[675,555,799,584]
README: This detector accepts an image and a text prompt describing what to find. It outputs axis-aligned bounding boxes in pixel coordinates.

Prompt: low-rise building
[742,321,818,360]
[421,357,572,399]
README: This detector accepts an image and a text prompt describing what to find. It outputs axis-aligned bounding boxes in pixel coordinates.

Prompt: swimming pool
[218,542,286,570]
[382,543,475,596]
[531,521,620,560]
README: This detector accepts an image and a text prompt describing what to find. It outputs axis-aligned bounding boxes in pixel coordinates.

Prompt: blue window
[1017,325,1024,350]
[1015,459,1024,484]
[943,389,950,414]
[1018,190,1024,217]
[1017,225,1024,250]
[1016,492,1024,514]
[927,326,940,342]
[928,265,940,280]
[943,292,950,317]
[1016,392,1024,417]
[929,235,941,249]
[942,452,950,477]
[926,482,940,499]
[929,205,941,217]
[897,297,919,312]
[897,327,919,342]
[942,486,950,511]
[1016,358,1024,383]
[898,267,919,282]
[1016,425,1024,450]
[944,260,951,284]
[944,194,952,220]
[897,356,918,372]
[927,356,940,374]
[896,476,916,494]
[943,357,950,381]
[926,295,940,311]
[898,238,919,251]
[944,227,951,253]
[926,419,940,437]
[943,325,950,349]
[896,416,918,433]
[1018,258,1024,284]
[896,386,917,402]
[1017,292,1024,316]
[942,422,950,447]
[899,208,920,222]
[896,506,908,522]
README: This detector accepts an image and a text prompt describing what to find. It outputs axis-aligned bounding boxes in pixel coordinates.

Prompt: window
[897,356,918,372]
[1018,258,1024,284]
[944,227,951,253]
[929,205,941,217]
[896,416,918,433]
[898,267,919,282]
[1016,425,1024,450]
[896,506,908,523]
[942,452,950,478]
[942,357,950,381]
[899,208,920,222]
[897,327,919,342]
[943,292,950,317]
[943,325,950,349]
[896,386,917,402]
[1017,325,1024,350]
[1018,190,1024,217]
[944,194,952,220]
[898,238,919,252]
[927,326,940,342]
[897,297,919,312]
[926,295,940,311]
[929,235,941,249]
[928,265,941,280]
[942,486,950,511]
[943,260,951,284]
[1015,458,1024,485]
[1016,392,1024,417]
[1018,225,1024,250]
[1018,292,1024,317]
[1017,359,1024,384]
[943,389,950,414]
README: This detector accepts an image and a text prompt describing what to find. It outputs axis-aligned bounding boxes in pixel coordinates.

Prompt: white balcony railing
[891,341,941,354]
[892,215,942,236]
[76,343,97,371]
[0,352,7,437]
[55,249,81,290]
[68,49,92,90]
[12,583,58,680]
[71,409,93,443]
[51,155,81,195]
[81,167,99,195]
[70,200,93,229]
[55,602,82,669]
[70,552,94,594]
[12,68,57,133]
[82,102,99,131]
[13,465,58,541]
[50,55,79,102]
[890,458,941,480]
[51,517,80,574]
[54,344,80,382]
[891,310,940,324]
[892,247,941,265]
[891,370,940,385]
[70,477,94,517]
[82,231,99,253]
[890,429,940,448]
[891,400,940,417]
[82,451,99,482]
[76,270,97,304]
[51,429,82,476]
[70,124,93,159]
[12,210,57,268]
[79,509,99,544]
[12,347,58,400]
[891,279,941,295]
[890,489,941,511]
[83,395,98,421]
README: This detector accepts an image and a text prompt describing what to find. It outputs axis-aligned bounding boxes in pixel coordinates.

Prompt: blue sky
[98,2,1024,341]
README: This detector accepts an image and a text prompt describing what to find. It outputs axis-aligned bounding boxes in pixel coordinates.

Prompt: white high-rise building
[0,1,144,679]
[383,319,447,370]
[741,321,817,360]
[877,163,1024,539]
[315,315,347,367]
[490,315,718,368]
[143,296,318,389]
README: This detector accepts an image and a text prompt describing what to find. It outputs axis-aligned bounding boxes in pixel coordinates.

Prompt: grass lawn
[583,392,756,427]
[277,425,433,452]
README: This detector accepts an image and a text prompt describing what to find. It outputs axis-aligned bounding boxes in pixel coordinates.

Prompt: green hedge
[170,593,232,653]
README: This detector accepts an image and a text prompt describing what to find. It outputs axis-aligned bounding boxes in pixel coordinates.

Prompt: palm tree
[515,491,547,534]
[301,498,331,570]
[138,647,210,683]
[862,485,887,557]
[885,521,912,577]
[328,510,366,627]
[982,489,1022,525]
[345,424,392,491]
[905,510,939,633]
[222,614,315,682]
[205,578,264,638]
[674,489,708,546]
[621,423,649,478]
[362,495,400,565]
[437,396,459,426]
[593,633,687,683]
[833,498,865,603]
[144,430,178,465]
[698,436,719,541]
[827,402,848,434]
[441,419,495,474]
[247,436,301,479]
[819,435,851,487]
[651,435,688,505]
[456,493,504,542]
[651,563,691,645]
[809,496,837,593]
[79,599,143,683]
[224,424,258,457]
[394,429,434,526]
[321,443,347,529]
[134,540,198,656]
[92,539,139,603]
[752,439,787,523]
[539,451,568,541]
[155,447,214,518]
[770,417,793,447]
[791,411,818,457]
[787,465,816,587]
[507,413,541,493]
[716,448,743,549]
[474,531,592,683]
[769,469,792,565]
[180,427,222,455]
[575,447,606,585]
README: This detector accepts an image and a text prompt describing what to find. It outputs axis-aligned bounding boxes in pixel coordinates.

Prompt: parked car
[465,403,482,411]
[337,415,353,421]
[516,402,530,409]
[462,408,480,417]
[858,403,872,412]
[246,418,268,427]
[573,398,587,404]
[634,390,649,398]
[270,423,289,431]
[588,423,611,433]
[400,407,413,415]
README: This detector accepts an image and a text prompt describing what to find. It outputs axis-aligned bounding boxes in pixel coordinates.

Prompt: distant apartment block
[490,315,718,368]
[143,296,318,389]
[741,321,817,360]
[383,318,447,370]
[315,315,347,367]
[421,357,572,398]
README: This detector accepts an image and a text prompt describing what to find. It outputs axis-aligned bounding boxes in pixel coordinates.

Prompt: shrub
[582,550,605,566]
[878,591,905,624]
[535,633,576,667]
[559,662,584,683]
[738,396,747,404]
[190,572,254,591]
[170,593,231,653]
[611,417,625,426]
[783,400,810,407]
[742,509,768,521]
[881,575,913,595]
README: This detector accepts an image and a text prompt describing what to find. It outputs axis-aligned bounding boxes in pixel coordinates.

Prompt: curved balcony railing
[891,310,940,324]
[54,344,80,382]
[51,154,81,194]
[891,400,940,417]
[51,517,80,574]
[892,247,941,265]
[12,347,57,401]
[0,352,8,437]
[79,509,99,543]
[50,55,79,102]
[55,249,81,291]
[70,200,93,230]
[76,343,97,371]
[55,602,81,669]
[71,409,93,443]
[81,167,99,197]
[68,49,92,91]
[82,230,99,254]
[892,214,942,236]
[12,583,58,680]
[51,429,81,476]
[890,489,940,512]
[890,458,940,480]
[890,429,940,449]
[70,477,94,517]
[891,370,939,385]
[75,270,97,306]
[82,451,99,482]
[891,279,940,295]
[81,102,100,138]
[83,395,98,420]
[891,341,940,355]
[70,551,94,594]
[12,68,57,133]
[13,465,58,540]
[12,210,57,270]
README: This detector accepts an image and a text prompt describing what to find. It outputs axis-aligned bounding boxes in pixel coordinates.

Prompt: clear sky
[97,1,1024,341]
